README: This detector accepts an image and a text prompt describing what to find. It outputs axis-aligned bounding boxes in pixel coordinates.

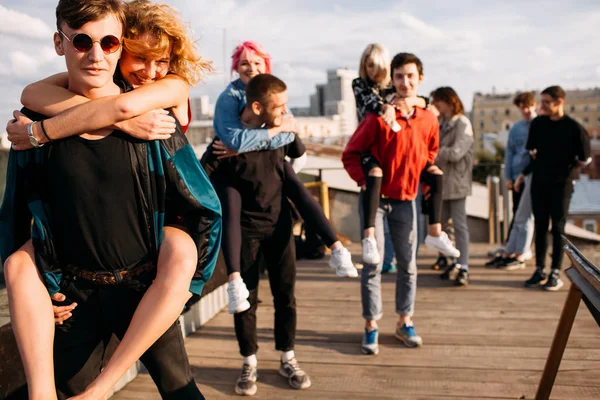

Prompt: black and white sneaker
[235,364,258,396]
[279,358,311,390]
[440,262,459,280]
[485,256,505,268]
[455,268,469,286]
[525,268,547,288]
[497,257,525,271]
[544,271,564,292]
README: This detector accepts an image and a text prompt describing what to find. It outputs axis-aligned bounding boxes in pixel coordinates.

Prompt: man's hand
[279,115,298,134]
[6,110,35,150]
[213,139,238,159]
[51,292,77,325]
[381,104,396,127]
[514,174,524,193]
[391,97,411,114]
[506,179,513,190]
[115,109,176,140]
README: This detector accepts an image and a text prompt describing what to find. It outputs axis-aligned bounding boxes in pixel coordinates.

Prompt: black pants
[53,278,203,399]
[219,161,336,275]
[530,179,573,271]
[234,212,297,356]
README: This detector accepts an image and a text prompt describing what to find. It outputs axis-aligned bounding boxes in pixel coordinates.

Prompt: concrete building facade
[472,88,600,153]
[309,69,358,137]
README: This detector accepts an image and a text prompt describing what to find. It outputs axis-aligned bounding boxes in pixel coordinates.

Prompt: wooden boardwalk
[113,244,600,400]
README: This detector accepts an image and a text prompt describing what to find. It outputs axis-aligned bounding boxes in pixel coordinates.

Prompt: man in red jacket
[343,52,439,355]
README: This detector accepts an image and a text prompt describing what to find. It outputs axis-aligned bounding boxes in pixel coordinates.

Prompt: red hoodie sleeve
[342,114,379,187]
[427,118,440,164]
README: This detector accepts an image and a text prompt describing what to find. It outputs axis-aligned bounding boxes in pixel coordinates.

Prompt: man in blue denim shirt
[504,92,536,230]
[487,92,536,269]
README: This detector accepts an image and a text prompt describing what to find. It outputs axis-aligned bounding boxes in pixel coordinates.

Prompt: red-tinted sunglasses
[58,29,122,54]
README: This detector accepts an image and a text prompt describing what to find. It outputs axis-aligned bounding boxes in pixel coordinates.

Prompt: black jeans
[530,179,573,271]
[234,211,297,357]
[53,277,204,399]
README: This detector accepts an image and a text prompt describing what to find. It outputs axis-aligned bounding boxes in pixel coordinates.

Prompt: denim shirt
[504,117,533,180]
[213,78,295,153]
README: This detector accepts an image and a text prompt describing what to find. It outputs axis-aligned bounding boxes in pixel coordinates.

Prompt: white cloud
[534,46,553,57]
[398,12,444,40]
[0,5,53,39]
[6,46,61,79]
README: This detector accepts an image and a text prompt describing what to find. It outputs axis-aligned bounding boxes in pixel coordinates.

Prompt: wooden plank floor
[113,244,600,400]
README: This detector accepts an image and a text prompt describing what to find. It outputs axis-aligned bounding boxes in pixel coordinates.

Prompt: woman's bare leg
[5,240,58,400]
[75,226,197,399]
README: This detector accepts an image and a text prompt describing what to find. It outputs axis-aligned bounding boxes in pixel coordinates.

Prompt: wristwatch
[27,121,44,148]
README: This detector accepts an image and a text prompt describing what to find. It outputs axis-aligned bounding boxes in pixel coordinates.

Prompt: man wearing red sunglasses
[0,0,219,399]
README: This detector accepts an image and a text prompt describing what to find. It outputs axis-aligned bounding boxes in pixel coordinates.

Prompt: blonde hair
[358,43,390,88]
[122,0,213,86]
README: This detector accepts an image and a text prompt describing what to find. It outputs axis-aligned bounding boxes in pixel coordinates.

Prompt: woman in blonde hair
[4,1,215,398]
[351,43,458,283]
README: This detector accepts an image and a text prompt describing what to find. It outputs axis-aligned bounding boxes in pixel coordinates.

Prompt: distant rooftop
[570,175,600,215]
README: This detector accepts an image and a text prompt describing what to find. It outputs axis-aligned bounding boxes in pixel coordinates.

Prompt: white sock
[243,354,257,367]
[281,350,295,363]
[551,268,560,275]
[460,264,469,271]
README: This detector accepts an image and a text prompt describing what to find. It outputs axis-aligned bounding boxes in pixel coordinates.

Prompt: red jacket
[342,108,439,201]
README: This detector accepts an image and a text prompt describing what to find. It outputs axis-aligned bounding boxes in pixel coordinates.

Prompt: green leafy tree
[472,142,505,184]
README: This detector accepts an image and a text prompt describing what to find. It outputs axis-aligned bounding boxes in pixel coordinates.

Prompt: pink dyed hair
[231,40,272,74]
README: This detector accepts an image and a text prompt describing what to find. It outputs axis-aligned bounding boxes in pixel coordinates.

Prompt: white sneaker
[425,232,460,258]
[328,247,358,278]
[228,278,250,314]
[522,249,533,261]
[362,237,380,265]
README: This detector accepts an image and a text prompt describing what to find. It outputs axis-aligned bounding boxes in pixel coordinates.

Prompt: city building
[308,69,358,137]
[296,116,343,144]
[190,95,214,120]
[472,88,600,153]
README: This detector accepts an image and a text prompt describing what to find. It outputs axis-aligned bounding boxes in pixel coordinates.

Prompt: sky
[1,0,599,120]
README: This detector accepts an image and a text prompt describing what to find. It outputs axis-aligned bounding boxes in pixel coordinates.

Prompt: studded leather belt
[64,261,155,286]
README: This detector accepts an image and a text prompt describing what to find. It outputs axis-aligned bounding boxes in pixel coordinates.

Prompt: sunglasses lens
[100,35,121,54]
[72,34,93,52]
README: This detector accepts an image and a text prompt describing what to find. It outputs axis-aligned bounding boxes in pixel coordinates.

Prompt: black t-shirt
[526,115,590,184]
[47,130,149,271]
[203,135,305,232]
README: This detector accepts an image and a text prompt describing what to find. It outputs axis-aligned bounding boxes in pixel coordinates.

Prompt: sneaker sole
[278,369,312,389]
[544,281,564,292]
[524,279,547,288]
[360,346,379,355]
[455,278,469,286]
[394,333,422,348]
[234,383,257,396]
[502,263,525,271]
[337,271,359,278]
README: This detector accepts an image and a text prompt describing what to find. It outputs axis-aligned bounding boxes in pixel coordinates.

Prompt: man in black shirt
[522,85,591,291]
[0,1,220,398]
[203,74,312,396]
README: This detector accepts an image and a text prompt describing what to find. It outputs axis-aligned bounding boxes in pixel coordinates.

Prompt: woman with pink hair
[203,40,357,395]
